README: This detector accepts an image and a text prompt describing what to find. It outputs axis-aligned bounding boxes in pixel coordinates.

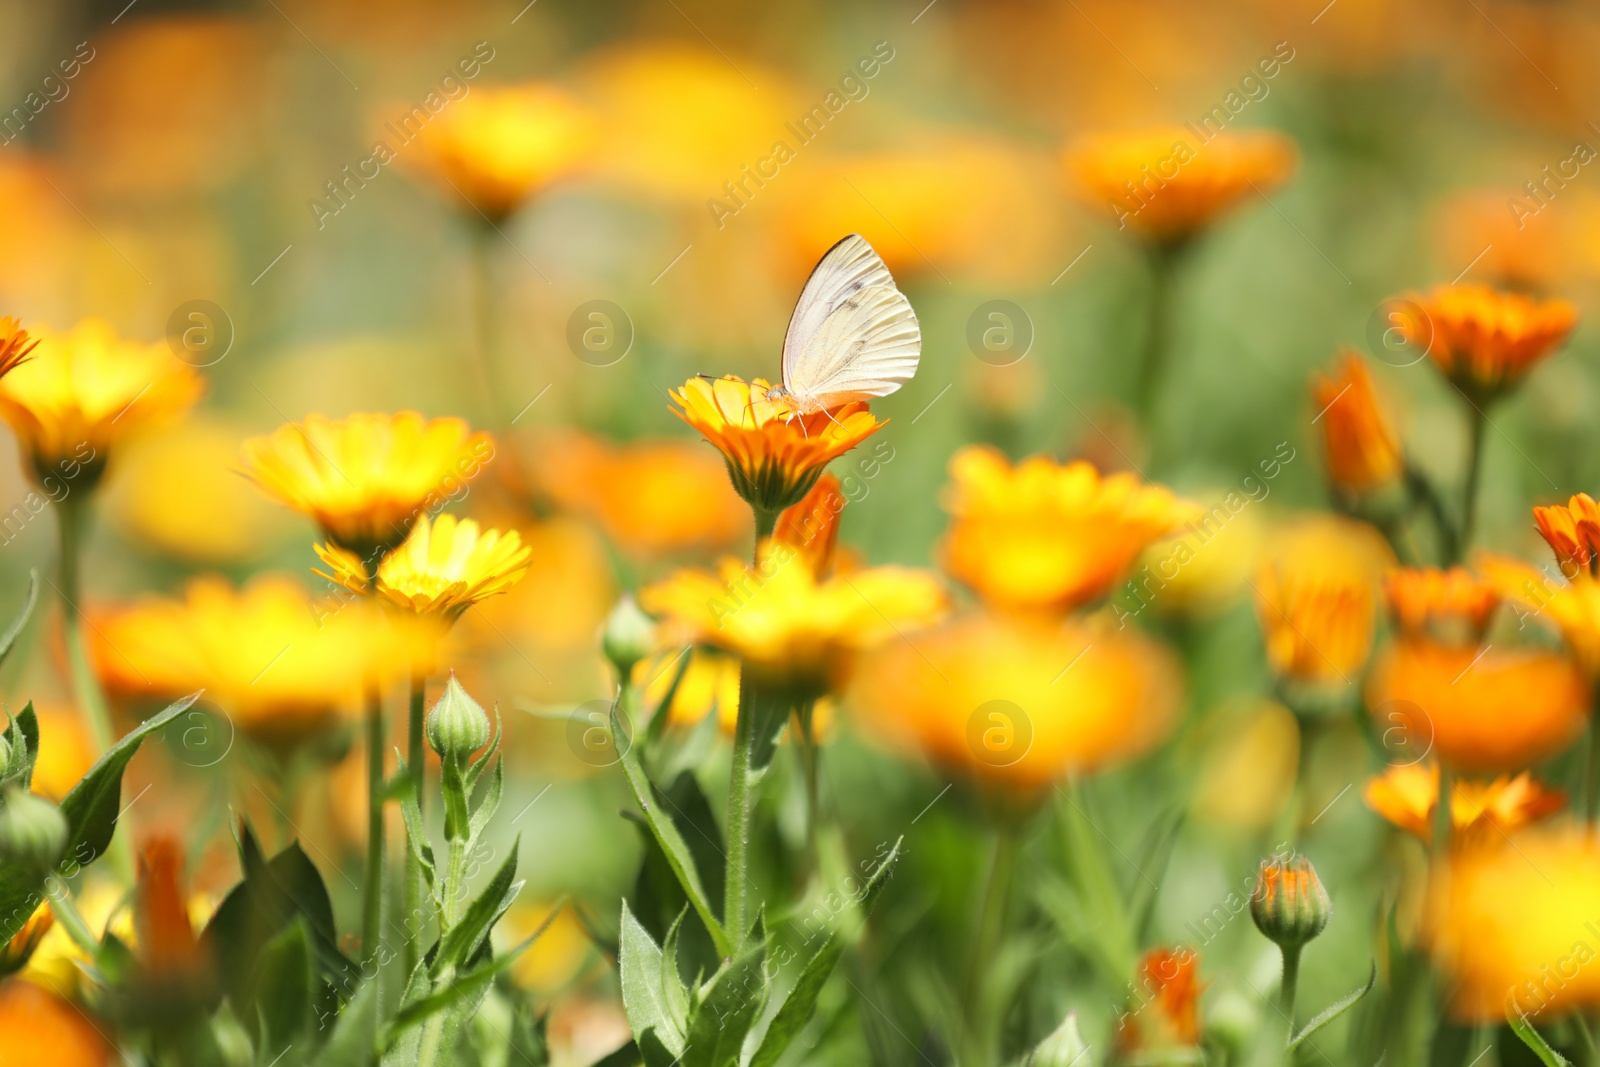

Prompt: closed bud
[1250,853,1331,948]
[1028,1011,1091,1067]
[0,732,11,771]
[0,786,68,878]
[425,673,490,760]
[601,595,655,678]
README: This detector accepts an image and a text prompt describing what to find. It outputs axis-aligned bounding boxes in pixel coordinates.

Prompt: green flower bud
[1028,1011,1091,1067]
[425,673,490,761]
[1250,853,1331,948]
[0,787,68,879]
[601,595,655,678]
[0,732,11,772]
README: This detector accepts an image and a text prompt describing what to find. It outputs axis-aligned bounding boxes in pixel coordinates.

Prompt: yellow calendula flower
[641,542,945,697]
[940,446,1200,615]
[1403,283,1576,401]
[669,375,883,520]
[239,411,493,561]
[92,574,417,754]
[1483,553,1600,678]
[852,611,1182,791]
[1363,762,1563,842]
[1066,126,1296,245]
[405,82,591,221]
[1430,830,1600,1020]
[0,317,38,379]
[0,318,203,487]
[1252,515,1393,690]
[316,512,531,621]
[1310,351,1403,502]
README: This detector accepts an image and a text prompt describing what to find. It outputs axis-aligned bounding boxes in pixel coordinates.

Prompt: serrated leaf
[620,900,687,1059]
[615,702,729,957]
[1288,961,1377,1051]
[3,701,37,787]
[1506,992,1574,1066]
[748,839,902,1067]
[0,693,198,944]
[682,938,767,1067]
[433,839,521,975]
[661,909,691,1029]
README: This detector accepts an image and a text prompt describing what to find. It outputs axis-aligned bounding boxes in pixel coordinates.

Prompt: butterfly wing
[781,234,920,403]
[788,284,921,404]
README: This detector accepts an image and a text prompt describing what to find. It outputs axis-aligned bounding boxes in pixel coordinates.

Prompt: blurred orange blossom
[1310,351,1403,502]
[940,446,1199,615]
[1364,762,1563,842]
[852,612,1181,790]
[1066,126,1296,245]
[0,318,203,487]
[1403,283,1576,402]
[239,411,492,561]
[404,81,591,221]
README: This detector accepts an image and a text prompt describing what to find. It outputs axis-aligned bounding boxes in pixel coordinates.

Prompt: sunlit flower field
[3,1,1600,1065]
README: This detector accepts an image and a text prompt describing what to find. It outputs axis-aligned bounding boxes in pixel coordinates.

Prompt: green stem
[417,834,468,1067]
[965,826,1018,1067]
[362,685,385,970]
[56,495,128,880]
[753,506,778,558]
[1135,242,1178,419]
[1433,763,1454,856]
[404,673,426,978]
[1280,942,1303,1037]
[43,877,100,956]
[725,669,758,945]
[1456,405,1487,563]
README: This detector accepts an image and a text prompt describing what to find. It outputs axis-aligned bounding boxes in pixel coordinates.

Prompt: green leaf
[619,900,688,1061]
[466,707,501,794]
[313,978,379,1067]
[1129,807,1184,944]
[681,938,767,1067]
[256,918,315,1060]
[0,693,198,944]
[2,701,37,787]
[748,839,902,1067]
[384,925,545,1041]
[660,909,691,1028]
[1288,961,1377,1051]
[614,702,729,957]
[399,795,437,897]
[433,838,521,975]
[467,755,503,840]
[1507,992,1575,1066]
[592,1039,642,1067]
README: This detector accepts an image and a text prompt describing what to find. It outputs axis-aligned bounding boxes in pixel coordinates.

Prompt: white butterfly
[765,234,921,415]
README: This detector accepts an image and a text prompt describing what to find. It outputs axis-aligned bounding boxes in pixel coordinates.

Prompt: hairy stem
[362,685,385,970]
[725,670,758,944]
[404,672,426,978]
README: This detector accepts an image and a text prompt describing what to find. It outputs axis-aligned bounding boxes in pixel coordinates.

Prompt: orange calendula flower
[316,512,532,622]
[852,612,1182,790]
[93,574,418,754]
[0,901,53,977]
[1532,492,1600,578]
[1404,284,1576,401]
[0,977,114,1066]
[1067,126,1296,245]
[1367,640,1588,773]
[0,317,38,379]
[526,429,748,559]
[1117,948,1203,1052]
[1483,553,1600,677]
[239,411,493,561]
[669,375,883,519]
[1310,351,1403,500]
[940,446,1199,615]
[0,318,203,486]
[1384,567,1500,645]
[641,542,945,697]
[136,838,208,981]
[1364,762,1564,842]
[773,473,847,578]
[1430,830,1600,1020]
[405,82,591,221]
[1252,515,1394,690]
